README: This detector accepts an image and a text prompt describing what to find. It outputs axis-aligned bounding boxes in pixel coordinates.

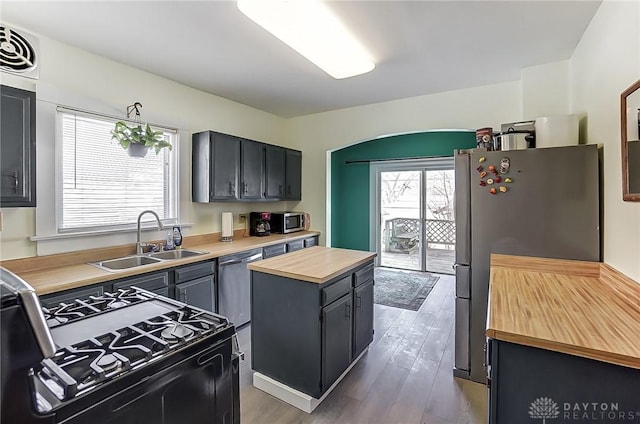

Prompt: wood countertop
[247,246,376,284]
[1,231,320,295]
[486,254,640,370]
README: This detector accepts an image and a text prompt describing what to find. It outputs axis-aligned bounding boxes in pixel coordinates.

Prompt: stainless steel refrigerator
[453,144,600,383]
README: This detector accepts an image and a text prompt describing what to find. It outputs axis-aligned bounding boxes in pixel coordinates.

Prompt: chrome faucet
[136,210,164,254]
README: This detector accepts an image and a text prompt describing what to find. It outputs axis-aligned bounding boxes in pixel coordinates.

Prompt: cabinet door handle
[345,303,351,318]
[243,182,248,194]
[356,294,362,309]
[13,170,19,193]
[228,181,233,195]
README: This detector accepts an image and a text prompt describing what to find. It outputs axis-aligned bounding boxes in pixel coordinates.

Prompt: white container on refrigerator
[534,114,580,148]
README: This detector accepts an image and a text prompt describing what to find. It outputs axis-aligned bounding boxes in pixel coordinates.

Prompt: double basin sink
[90,249,207,272]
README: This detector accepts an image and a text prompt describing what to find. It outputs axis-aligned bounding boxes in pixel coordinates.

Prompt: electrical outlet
[239,214,247,222]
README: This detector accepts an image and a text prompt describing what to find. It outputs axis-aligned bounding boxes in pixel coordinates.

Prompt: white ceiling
[1,1,601,118]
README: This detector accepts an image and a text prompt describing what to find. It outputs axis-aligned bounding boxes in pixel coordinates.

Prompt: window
[57,109,178,232]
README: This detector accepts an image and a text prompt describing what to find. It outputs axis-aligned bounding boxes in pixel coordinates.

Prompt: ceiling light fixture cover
[237,0,375,79]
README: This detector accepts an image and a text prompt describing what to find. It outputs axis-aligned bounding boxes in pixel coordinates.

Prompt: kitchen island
[248,246,376,413]
[486,254,640,424]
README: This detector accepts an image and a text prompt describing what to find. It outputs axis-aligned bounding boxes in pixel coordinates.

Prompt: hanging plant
[110,102,172,157]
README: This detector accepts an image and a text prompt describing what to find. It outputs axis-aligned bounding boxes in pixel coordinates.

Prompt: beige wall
[287,81,523,246]
[0,30,291,259]
[569,0,640,280]
[2,0,639,283]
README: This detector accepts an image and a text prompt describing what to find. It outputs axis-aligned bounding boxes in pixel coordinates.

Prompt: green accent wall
[330,131,476,250]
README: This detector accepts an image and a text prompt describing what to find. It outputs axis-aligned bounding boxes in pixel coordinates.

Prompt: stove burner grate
[43,288,152,328]
[36,288,230,403]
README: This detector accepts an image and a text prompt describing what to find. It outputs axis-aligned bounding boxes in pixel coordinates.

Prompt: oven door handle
[0,268,56,358]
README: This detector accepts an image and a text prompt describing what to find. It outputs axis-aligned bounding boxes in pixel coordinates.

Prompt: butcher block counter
[247,245,376,283]
[486,254,640,424]
[1,230,320,295]
[486,253,640,369]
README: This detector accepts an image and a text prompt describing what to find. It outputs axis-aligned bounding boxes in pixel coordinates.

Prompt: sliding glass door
[372,158,455,274]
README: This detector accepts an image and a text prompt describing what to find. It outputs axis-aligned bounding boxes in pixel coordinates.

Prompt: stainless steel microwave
[270,212,305,234]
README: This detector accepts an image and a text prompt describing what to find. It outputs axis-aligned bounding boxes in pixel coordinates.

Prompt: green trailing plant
[111,121,172,154]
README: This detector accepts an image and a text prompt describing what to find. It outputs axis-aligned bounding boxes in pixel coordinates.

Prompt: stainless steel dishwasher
[218,248,263,328]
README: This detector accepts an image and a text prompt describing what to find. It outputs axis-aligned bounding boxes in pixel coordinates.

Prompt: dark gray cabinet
[174,260,216,313]
[251,259,374,398]
[303,236,318,248]
[1,85,36,207]
[192,131,240,201]
[41,261,217,312]
[262,243,286,259]
[265,145,286,199]
[286,239,304,253]
[285,149,302,201]
[353,262,374,358]
[192,130,301,202]
[113,271,170,297]
[240,139,264,199]
[488,339,640,424]
[353,280,374,358]
[176,275,215,312]
[41,284,105,308]
[322,293,352,388]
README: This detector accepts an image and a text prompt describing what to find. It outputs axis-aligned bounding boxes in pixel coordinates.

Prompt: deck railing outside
[384,218,455,253]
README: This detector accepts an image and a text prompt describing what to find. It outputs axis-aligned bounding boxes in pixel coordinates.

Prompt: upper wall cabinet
[1,85,36,207]
[265,144,286,199]
[193,131,240,201]
[192,130,302,202]
[240,138,265,200]
[285,149,302,201]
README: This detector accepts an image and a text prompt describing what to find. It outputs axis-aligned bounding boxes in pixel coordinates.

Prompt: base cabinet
[176,276,215,312]
[174,260,216,313]
[251,260,374,398]
[353,279,374,358]
[113,271,170,297]
[488,339,640,424]
[322,293,352,387]
[41,261,216,313]
[41,285,105,308]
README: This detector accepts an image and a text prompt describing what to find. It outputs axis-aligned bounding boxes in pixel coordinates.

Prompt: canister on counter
[476,127,493,150]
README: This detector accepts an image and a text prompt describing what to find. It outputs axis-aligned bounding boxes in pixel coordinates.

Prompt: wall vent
[0,24,40,79]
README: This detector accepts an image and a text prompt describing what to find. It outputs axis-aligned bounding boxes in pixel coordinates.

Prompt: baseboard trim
[253,347,369,413]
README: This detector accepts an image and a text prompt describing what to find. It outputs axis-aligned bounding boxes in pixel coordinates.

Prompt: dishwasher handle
[219,253,263,266]
[244,253,263,262]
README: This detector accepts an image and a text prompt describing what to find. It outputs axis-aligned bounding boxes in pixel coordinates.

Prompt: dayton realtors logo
[529,397,640,422]
[529,397,560,423]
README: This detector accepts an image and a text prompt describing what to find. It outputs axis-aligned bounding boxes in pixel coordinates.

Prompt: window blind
[58,111,177,231]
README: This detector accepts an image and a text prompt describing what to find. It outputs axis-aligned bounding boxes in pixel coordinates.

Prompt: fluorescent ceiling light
[237,0,375,79]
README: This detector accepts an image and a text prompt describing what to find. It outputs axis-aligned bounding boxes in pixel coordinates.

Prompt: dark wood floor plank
[422,326,463,421]
[336,360,410,424]
[384,353,440,424]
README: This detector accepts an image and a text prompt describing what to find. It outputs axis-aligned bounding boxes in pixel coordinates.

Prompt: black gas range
[0,267,241,424]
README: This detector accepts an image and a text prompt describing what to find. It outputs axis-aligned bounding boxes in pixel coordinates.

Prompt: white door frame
[369,157,454,269]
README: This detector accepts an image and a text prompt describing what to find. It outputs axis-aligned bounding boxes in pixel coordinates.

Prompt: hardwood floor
[381,248,455,275]
[237,274,487,424]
